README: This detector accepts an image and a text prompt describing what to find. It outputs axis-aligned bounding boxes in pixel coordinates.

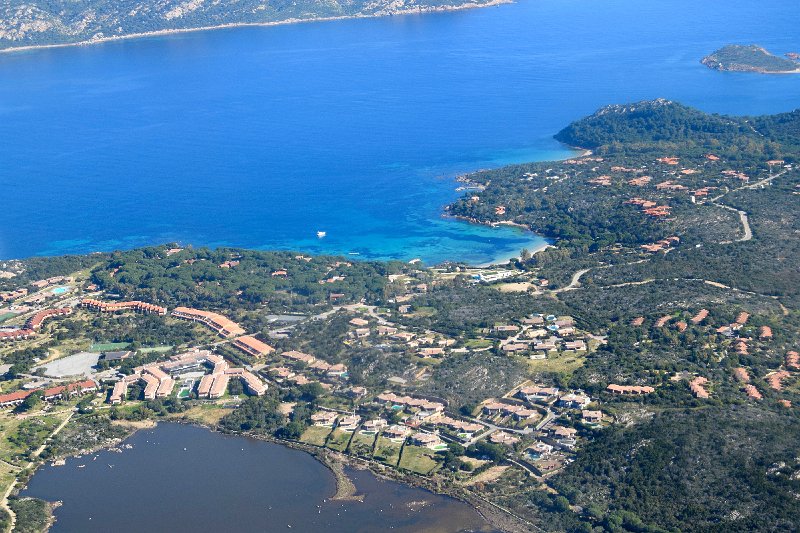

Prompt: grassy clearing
[526,351,587,375]
[348,431,376,457]
[169,405,229,426]
[398,444,441,475]
[325,429,352,452]
[372,436,402,467]
[464,338,493,349]
[89,342,130,353]
[299,426,331,447]
[138,346,174,354]
[0,461,18,496]
[0,414,60,466]
[410,306,437,318]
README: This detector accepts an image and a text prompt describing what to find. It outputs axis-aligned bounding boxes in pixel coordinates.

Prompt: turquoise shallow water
[0,0,798,263]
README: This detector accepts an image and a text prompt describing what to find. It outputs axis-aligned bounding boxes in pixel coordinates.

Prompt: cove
[20,423,497,532]
[0,0,798,263]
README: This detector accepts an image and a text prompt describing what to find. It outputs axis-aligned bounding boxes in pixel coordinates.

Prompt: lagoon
[0,0,798,264]
[21,423,496,532]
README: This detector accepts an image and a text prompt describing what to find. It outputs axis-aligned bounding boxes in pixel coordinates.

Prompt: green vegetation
[702,44,800,73]
[348,431,377,457]
[373,436,402,466]
[0,0,502,50]
[299,426,332,447]
[324,429,352,452]
[398,445,440,475]
[552,407,800,531]
[91,246,399,313]
[8,497,51,533]
[1,100,799,532]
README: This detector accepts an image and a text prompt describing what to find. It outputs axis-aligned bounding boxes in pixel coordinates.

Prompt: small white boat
[317,231,326,238]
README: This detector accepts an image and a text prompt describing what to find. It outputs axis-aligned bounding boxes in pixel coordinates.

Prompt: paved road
[712,202,752,243]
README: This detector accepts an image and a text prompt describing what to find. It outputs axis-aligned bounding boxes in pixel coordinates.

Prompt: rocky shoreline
[0,0,513,55]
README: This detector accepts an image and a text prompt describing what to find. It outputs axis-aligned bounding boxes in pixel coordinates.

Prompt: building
[690,309,709,325]
[489,431,520,446]
[208,374,230,399]
[410,432,446,450]
[311,411,338,427]
[361,418,387,434]
[582,410,603,424]
[81,299,166,316]
[239,371,267,396]
[282,350,316,365]
[337,415,361,432]
[232,336,275,358]
[557,392,591,409]
[526,441,554,459]
[101,350,133,362]
[171,307,245,338]
[0,328,35,342]
[564,340,586,351]
[109,380,127,404]
[26,307,72,330]
[517,385,559,404]
[383,424,410,442]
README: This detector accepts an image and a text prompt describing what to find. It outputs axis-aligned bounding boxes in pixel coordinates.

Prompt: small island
[701,44,800,73]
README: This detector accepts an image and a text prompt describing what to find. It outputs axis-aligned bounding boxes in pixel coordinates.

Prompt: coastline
[445,147,591,267]
[0,0,512,55]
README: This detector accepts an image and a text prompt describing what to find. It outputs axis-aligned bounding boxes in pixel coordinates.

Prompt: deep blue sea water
[0,0,798,263]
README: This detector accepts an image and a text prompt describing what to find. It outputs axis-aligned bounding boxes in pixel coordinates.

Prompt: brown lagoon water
[21,423,496,532]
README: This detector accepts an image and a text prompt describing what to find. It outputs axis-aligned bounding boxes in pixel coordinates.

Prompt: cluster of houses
[631,308,797,403]
[109,349,267,404]
[309,408,448,450]
[0,307,72,342]
[83,299,277,361]
[0,379,97,408]
[494,315,588,358]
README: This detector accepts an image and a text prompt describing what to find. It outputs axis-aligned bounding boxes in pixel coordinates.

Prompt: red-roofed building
[233,336,275,358]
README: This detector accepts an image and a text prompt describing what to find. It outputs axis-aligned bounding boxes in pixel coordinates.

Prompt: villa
[311,411,338,427]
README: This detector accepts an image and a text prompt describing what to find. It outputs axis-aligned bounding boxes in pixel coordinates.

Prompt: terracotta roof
[233,335,275,357]
[171,307,245,337]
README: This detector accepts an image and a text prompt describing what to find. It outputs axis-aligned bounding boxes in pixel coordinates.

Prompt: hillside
[0,0,505,51]
[1,101,799,532]
[701,44,800,73]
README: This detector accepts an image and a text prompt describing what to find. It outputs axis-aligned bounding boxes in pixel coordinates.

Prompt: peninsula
[0,101,799,532]
[0,0,509,52]
[701,44,800,73]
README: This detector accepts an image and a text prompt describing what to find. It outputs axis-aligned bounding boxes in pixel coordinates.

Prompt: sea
[20,423,497,532]
[0,0,798,264]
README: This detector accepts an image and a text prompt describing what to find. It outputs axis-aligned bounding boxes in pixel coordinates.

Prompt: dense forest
[90,245,403,312]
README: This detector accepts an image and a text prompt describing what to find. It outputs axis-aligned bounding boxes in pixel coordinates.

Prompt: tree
[15,391,42,413]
